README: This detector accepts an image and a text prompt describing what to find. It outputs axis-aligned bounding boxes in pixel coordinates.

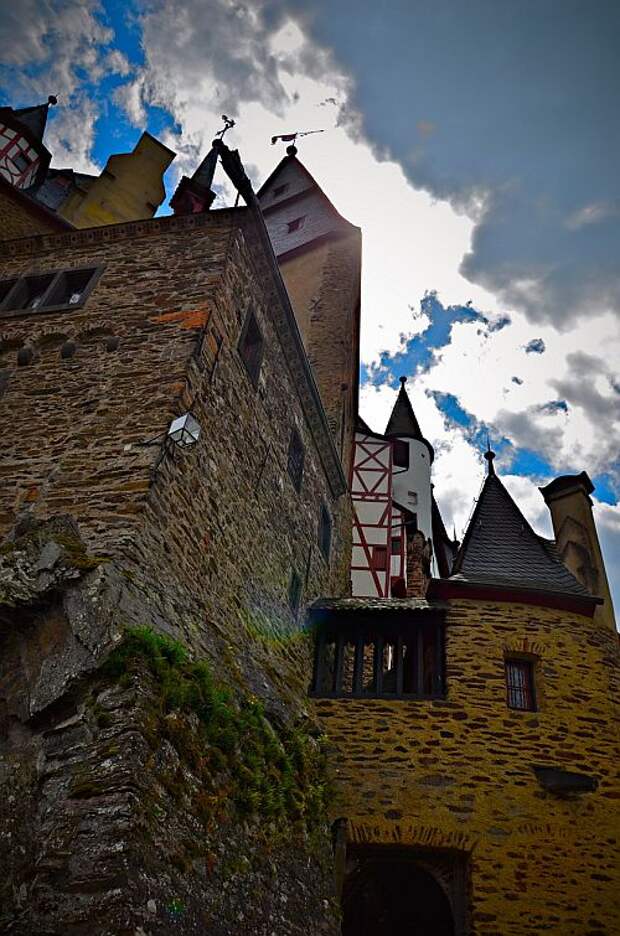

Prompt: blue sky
[1,0,618,610]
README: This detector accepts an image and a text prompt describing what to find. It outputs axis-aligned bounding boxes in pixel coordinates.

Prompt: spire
[170,119,235,215]
[484,447,496,476]
[13,95,57,144]
[452,463,593,598]
[385,376,434,462]
[385,376,424,439]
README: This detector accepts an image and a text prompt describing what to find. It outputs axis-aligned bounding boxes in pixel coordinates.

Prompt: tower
[0,96,55,190]
[257,146,361,474]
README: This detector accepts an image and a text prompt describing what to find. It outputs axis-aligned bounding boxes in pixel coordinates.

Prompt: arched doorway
[342,852,455,936]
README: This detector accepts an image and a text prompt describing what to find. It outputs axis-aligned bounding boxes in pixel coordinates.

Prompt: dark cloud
[511,376,523,385]
[539,400,569,415]
[524,338,546,355]
[269,0,620,328]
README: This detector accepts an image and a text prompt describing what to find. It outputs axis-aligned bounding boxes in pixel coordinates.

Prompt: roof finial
[214,115,235,141]
[399,375,407,387]
[48,95,58,106]
[484,436,496,476]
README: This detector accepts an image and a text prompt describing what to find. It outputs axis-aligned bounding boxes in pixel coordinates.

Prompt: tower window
[319,504,332,563]
[393,439,409,468]
[287,428,305,492]
[505,659,536,711]
[287,216,306,233]
[0,267,102,317]
[238,309,264,388]
[288,569,302,617]
[274,183,289,197]
[390,536,401,554]
[371,545,388,571]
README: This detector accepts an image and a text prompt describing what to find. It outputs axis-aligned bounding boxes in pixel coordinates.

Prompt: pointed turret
[0,95,56,189]
[452,457,592,599]
[170,143,218,215]
[385,376,434,461]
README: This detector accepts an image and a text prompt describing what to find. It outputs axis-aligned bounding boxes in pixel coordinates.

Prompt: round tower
[0,96,55,190]
[385,376,436,575]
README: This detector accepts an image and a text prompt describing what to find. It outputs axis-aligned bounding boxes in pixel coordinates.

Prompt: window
[313,616,445,699]
[505,659,536,711]
[371,545,388,571]
[274,183,289,198]
[287,216,306,233]
[390,536,401,554]
[287,428,305,492]
[319,504,332,562]
[393,439,409,468]
[0,267,102,316]
[288,570,302,616]
[238,309,264,388]
[407,491,418,505]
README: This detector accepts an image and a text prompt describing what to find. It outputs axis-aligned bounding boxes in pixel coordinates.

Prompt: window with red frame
[371,545,388,571]
[505,659,536,711]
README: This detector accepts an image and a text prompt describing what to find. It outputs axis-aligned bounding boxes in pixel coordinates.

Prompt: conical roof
[384,377,434,460]
[12,97,55,143]
[452,460,591,597]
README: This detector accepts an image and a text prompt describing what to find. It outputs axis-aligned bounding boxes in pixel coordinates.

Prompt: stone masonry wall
[314,599,620,934]
[280,231,361,478]
[0,182,65,240]
[0,210,352,933]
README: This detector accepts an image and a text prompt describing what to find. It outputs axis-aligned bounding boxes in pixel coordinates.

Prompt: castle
[0,98,618,935]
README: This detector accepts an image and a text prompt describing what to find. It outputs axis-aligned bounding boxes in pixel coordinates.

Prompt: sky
[2,0,619,612]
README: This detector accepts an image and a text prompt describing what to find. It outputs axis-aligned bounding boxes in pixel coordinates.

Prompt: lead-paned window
[505,659,536,711]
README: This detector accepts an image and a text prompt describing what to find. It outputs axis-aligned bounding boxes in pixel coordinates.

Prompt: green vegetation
[102,626,329,834]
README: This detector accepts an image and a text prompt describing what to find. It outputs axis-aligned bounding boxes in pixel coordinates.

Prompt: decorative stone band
[429,576,601,616]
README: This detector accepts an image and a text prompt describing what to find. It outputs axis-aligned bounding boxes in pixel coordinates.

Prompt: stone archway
[341,848,460,936]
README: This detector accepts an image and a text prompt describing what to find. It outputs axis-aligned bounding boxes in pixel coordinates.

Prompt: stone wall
[280,231,361,477]
[0,209,351,933]
[0,180,67,240]
[314,598,620,934]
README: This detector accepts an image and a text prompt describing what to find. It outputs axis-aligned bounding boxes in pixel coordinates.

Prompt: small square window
[274,183,289,198]
[288,569,302,616]
[319,504,332,563]
[287,428,305,492]
[238,309,264,388]
[505,659,536,711]
[393,439,409,468]
[287,216,306,233]
[390,536,401,555]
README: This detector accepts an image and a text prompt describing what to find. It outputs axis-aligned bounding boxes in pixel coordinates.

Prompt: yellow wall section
[59,132,174,228]
[314,599,620,934]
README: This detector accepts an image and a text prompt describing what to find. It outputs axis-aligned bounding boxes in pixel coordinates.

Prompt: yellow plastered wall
[59,132,174,228]
[313,599,620,935]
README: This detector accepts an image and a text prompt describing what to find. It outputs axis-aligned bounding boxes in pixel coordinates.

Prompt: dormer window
[287,216,306,233]
[274,183,289,198]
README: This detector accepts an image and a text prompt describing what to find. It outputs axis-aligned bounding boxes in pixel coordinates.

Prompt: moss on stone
[102,626,330,837]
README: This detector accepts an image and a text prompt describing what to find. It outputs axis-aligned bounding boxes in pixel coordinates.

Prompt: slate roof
[452,469,592,597]
[12,101,51,143]
[311,597,448,613]
[384,378,435,461]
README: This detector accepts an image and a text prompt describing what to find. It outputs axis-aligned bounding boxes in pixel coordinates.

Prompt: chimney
[406,528,432,598]
[540,472,616,630]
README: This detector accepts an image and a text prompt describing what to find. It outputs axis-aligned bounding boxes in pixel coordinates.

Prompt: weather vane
[271,129,325,151]
[215,115,236,140]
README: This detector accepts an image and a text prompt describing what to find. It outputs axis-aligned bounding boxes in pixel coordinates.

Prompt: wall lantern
[167,412,201,448]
